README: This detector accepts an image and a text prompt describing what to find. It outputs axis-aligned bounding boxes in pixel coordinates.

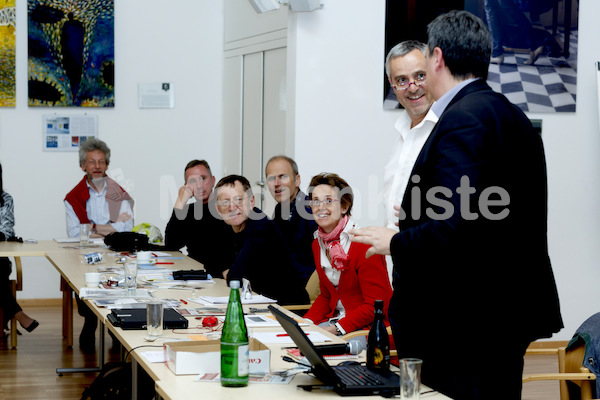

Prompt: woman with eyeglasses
[0,163,39,336]
[303,173,392,340]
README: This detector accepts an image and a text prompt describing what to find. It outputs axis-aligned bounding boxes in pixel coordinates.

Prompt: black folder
[107,308,189,330]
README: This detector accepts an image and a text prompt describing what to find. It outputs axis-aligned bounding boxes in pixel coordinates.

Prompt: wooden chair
[523,341,597,400]
[282,270,320,313]
[0,256,23,348]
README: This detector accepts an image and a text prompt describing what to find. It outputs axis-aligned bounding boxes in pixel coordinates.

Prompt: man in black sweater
[215,174,309,306]
[164,160,233,278]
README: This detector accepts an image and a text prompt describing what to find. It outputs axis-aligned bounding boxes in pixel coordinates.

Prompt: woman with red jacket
[303,173,392,340]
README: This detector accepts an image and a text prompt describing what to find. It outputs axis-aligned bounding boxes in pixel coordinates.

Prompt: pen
[277,333,308,337]
[180,299,188,304]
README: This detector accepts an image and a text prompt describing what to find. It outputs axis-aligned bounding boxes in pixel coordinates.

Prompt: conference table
[0,240,451,400]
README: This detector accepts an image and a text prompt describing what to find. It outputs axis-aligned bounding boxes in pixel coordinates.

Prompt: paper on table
[54,237,105,244]
[140,351,166,363]
[196,372,294,384]
[193,294,276,305]
[79,287,153,299]
[252,330,332,344]
[216,314,308,327]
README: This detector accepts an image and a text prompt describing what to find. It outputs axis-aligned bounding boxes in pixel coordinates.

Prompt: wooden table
[1,241,452,400]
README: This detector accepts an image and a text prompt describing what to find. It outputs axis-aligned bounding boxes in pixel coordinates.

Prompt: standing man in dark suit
[351,10,562,399]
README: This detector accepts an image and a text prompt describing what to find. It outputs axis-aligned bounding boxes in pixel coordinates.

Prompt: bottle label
[238,344,249,375]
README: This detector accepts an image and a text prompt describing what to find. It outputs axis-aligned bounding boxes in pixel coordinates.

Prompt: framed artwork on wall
[0,0,16,107]
[384,0,579,113]
[28,0,114,107]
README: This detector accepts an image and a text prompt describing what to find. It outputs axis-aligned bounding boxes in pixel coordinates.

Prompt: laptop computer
[108,308,189,330]
[268,305,399,396]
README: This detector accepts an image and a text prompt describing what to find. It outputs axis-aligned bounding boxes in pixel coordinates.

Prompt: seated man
[65,138,134,238]
[164,160,234,277]
[215,175,309,306]
[64,138,133,352]
[265,155,317,285]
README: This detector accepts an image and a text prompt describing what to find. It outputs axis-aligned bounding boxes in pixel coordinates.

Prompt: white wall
[0,0,224,299]
[290,0,599,341]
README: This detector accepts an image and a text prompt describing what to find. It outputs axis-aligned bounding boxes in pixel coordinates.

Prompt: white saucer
[137,259,157,265]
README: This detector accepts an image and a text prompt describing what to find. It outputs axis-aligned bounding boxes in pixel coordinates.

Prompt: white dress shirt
[382,107,437,282]
[65,180,134,237]
[382,107,438,230]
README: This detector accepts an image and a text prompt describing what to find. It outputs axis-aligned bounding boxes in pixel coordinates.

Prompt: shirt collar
[86,178,107,195]
[431,78,479,117]
[395,104,439,141]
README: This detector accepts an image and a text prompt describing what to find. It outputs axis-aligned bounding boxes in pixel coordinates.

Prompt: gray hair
[385,40,427,78]
[79,138,111,167]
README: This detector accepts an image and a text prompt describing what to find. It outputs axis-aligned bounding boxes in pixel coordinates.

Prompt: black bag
[103,232,153,251]
[172,269,208,280]
[80,362,131,400]
[80,361,155,400]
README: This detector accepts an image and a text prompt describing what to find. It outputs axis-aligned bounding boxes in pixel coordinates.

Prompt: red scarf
[317,215,350,271]
[65,176,134,224]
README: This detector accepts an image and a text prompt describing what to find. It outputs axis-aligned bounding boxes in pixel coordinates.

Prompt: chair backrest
[562,339,595,400]
[305,270,320,303]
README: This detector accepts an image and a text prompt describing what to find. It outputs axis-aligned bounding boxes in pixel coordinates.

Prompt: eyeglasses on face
[216,197,245,209]
[391,74,426,91]
[267,174,290,183]
[308,198,340,208]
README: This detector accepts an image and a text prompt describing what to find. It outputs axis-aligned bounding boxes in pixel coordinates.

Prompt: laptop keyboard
[336,366,384,386]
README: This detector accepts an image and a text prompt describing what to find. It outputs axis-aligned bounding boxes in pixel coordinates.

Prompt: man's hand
[174,184,194,210]
[349,226,397,258]
[116,212,132,223]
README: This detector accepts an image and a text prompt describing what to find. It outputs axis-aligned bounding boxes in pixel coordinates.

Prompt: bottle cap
[230,280,240,289]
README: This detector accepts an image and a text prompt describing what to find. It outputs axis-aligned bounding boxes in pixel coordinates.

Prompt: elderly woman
[303,173,392,338]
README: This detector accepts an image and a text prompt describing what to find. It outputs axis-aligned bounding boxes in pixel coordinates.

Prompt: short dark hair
[265,155,299,176]
[184,159,212,180]
[215,174,253,197]
[427,10,492,80]
[308,173,353,216]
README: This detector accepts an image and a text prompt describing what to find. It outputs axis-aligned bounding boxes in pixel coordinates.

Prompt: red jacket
[304,239,393,334]
[65,176,133,224]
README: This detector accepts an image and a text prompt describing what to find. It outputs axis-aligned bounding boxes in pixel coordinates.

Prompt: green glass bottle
[220,280,249,387]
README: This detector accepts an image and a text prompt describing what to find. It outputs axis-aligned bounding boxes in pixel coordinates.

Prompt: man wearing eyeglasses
[265,155,317,285]
[64,137,133,353]
[64,138,134,239]
[164,159,234,278]
[353,11,562,399]
[382,40,437,280]
[215,175,309,306]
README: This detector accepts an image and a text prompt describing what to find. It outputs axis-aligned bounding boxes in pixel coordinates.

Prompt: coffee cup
[137,251,152,263]
[85,272,101,288]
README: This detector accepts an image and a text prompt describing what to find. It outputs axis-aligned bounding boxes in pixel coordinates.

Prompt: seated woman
[304,173,392,340]
[0,163,38,335]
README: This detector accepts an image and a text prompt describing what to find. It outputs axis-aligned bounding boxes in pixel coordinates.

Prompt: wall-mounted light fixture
[248,0,323,13]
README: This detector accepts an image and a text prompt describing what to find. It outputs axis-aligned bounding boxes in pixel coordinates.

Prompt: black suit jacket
[389,80,562,351]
